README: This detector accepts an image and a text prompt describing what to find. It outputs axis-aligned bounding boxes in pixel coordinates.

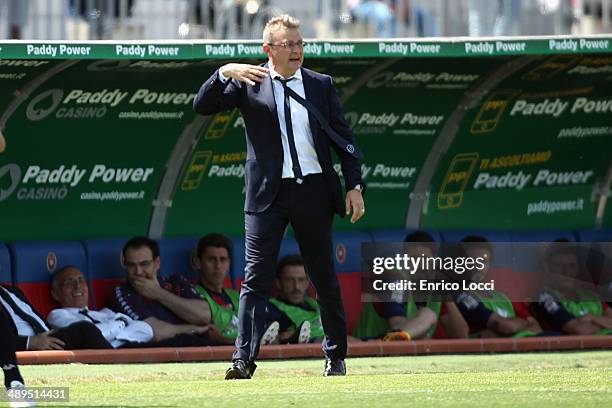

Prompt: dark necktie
[79,308,101,324]
[275,77,304,184]
[0,287,47,334]
[279,81,363,161]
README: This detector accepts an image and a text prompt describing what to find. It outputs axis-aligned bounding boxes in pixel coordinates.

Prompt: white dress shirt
[47,307,154,348]
[0,286,49,337]
[219,64,323,178]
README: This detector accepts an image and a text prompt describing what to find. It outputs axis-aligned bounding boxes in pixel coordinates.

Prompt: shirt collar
[268,63,302,82]
[202,285,224,297]
[277,295,310,309]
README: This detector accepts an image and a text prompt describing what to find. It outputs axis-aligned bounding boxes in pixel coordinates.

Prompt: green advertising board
[0,38,611,242]
[0,58,204,240]
[327,56,509,231]
[164,76,249,237]
[421,54,612,230]
[2,37,612,59]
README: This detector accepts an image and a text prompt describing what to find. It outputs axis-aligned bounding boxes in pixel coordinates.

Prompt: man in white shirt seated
[47,266,154,348]
[0,284,111,351]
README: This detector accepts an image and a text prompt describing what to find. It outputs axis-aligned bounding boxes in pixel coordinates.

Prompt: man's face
[406,245,434,273]
[196,246,230,289]
[124,246,160,284]
[263,27,304,76]
[51,267,89,308]
[465,247,492,283]
[276,264,309,305]
[547,253,581,280]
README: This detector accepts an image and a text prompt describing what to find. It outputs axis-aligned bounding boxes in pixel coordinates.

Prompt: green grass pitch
[7,351,612,407]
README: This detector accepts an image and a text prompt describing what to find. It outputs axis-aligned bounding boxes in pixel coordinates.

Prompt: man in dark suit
[193,14,365,378]
[1,303,26,391]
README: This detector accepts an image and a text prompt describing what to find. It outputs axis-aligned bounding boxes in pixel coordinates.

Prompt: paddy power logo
[366,71,479,88]
[344,111,444,128]
[25,88,196,121]
[26,89,64,121]
[0,164,21,202]
[0,163,154,202]
[86,59,192,72]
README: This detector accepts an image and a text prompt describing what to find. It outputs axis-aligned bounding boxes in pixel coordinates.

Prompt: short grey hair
[263,14,300,44]
[51,265,81,290]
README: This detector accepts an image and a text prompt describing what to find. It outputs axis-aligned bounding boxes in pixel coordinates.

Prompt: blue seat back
[9,241,88,317]
[0,243,12,285]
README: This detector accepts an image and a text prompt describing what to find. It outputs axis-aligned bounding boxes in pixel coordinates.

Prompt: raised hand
[220,63,269,86]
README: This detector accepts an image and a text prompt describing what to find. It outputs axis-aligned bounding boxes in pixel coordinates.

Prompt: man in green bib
[192,234,240,341]
[264,255,324,344]
[353,231,468,340]
[534,241,612,335]
[456,236,542,338]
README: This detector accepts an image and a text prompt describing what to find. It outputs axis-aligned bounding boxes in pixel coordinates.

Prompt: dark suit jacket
[0,284,45,350]
[193,65,363,216]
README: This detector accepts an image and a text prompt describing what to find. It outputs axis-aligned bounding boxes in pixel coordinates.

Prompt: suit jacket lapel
[0,286,26,334]
[2,284,43,320]
[261,62,280,126]
[300,68,321,142]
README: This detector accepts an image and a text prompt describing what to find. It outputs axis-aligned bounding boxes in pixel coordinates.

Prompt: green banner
[165,61,249,237]
[1,39,611,242]
[0,59,201,240]
[422,54,612,230]
[2,38,612,60]
[328,56,508,231]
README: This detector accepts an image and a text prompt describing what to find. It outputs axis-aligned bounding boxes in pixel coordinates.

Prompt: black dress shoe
[246,361,257,377]
[225,360,257,380]
[324,359,346,376]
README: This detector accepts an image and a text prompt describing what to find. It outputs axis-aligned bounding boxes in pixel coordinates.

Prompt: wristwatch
[353,184,364,193]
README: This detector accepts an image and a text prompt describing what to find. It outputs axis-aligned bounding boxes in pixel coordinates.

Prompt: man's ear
[150,256,161,278]
[51,288,60,303]
[263,43,271,55]
[192,252,201,270]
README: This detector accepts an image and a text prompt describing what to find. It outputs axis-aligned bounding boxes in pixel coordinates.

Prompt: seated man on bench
[353,231,468,340]
[0,282,111,351]
[108,236,225,346]
[263,255,322,344]
[47,265,154,348]
[192,233,239,344]
[534,241,612,335]
[454,236,542,338]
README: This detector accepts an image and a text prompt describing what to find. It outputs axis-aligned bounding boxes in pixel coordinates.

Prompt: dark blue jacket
[193,65,363,216]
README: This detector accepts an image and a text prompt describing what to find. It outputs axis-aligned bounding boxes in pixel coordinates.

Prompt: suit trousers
[0,305,18,369]
[233,174,348,362]
[48,321,112,350]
